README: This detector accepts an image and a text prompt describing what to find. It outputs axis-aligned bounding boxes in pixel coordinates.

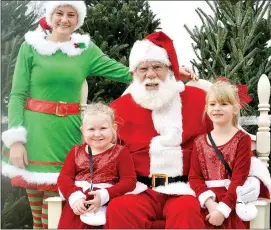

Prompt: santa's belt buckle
[152,174,168,187]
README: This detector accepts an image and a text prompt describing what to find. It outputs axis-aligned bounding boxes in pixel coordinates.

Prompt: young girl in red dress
[57,102,136,229]
[189,79,256,229]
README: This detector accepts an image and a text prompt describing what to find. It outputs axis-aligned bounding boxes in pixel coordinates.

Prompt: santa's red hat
[129,31,181,80]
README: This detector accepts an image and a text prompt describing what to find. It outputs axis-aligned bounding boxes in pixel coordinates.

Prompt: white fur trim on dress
[25,31,90,56]
[68,190,86,207]
[80,205,107,226]
[249,156,271,194]
[216,202,231,218]
[126,181,148,195]
[2,126,27,148]
[198,190,216,208]
[97,189,110,206]
[153,182,195,196]
[45,1,87,31]
[2,161,58,184]
[129,39,170,72]
[149,94,183,177]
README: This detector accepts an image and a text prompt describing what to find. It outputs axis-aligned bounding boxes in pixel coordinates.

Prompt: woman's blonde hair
[204,80,241,127]
[82,102,117,143]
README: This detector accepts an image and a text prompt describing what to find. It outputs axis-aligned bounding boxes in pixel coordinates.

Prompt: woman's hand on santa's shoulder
[9,142,28,169]
[179,66,199,81]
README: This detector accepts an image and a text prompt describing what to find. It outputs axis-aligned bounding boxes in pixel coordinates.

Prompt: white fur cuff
[97,189,110,206]
[198,190,216,208]
[216,202,231,218]
[2,126,27,148]
[126,181,148,195]
[68,191,86,207]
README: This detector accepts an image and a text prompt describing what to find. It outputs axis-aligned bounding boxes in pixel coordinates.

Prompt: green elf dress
[1,30,131,192]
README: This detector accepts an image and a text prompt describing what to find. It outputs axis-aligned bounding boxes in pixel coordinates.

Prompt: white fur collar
[25,30,91,56]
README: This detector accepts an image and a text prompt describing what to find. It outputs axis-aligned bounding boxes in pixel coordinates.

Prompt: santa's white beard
[130,72,182,111]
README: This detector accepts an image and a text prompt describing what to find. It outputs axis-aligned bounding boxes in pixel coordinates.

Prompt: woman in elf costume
[1,1,197,228]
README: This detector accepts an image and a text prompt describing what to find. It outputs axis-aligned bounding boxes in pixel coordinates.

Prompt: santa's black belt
[137,174,188,188]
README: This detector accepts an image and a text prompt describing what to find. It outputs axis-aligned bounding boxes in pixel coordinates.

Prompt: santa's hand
[237,177,260,203]
[179,66,199,81]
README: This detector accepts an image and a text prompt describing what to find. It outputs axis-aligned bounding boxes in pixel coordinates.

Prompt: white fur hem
[2,126,27,148]
[249,157,271,194]
[198,190,216,208]
[68,191,86,207]
[2,161,58,184]
[25,31,90,56]
[152,182,195,196]
[216,202,231,218]
[97,189,110,206]
[126,181,148,195]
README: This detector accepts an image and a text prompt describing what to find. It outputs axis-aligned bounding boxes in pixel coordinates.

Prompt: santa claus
[106,31,270,229]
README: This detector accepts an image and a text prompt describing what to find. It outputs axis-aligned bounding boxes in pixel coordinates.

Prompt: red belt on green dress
[25,98,80,116]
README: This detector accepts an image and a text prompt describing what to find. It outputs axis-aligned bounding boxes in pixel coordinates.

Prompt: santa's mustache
[143,78,161,85]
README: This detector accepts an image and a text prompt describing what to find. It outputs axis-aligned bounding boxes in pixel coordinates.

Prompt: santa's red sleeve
[106,146,137,199]
[189,138,216,208]
[57,146,84,203]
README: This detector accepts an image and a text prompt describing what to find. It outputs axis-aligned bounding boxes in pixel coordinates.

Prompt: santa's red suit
[107,85,212,228]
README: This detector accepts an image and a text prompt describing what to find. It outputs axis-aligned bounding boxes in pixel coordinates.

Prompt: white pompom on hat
[45,1,87,31]
[236,202,258,221]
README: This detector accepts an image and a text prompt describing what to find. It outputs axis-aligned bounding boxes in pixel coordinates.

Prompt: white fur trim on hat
[45,1,87,31]
[249,156,271,194]
[2,126,27,148]
[97,189,110,206]
[129,40,171,72]
[80,205,107,226]
[236,202,258,221]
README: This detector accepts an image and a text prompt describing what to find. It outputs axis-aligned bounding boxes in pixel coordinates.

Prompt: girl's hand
[206,210,225,226]
[9,142,28,168]
[85,190,102,213]
[71,198,87,215]
[179,66,199,81]
[205,198,218,213]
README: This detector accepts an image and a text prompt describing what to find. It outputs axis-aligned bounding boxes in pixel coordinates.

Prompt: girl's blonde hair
[82,102,117,143]
[204,80,241,127]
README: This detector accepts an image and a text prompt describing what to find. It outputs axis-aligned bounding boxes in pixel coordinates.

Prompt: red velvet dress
[57,143,136,229]
[189,130,251,229]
